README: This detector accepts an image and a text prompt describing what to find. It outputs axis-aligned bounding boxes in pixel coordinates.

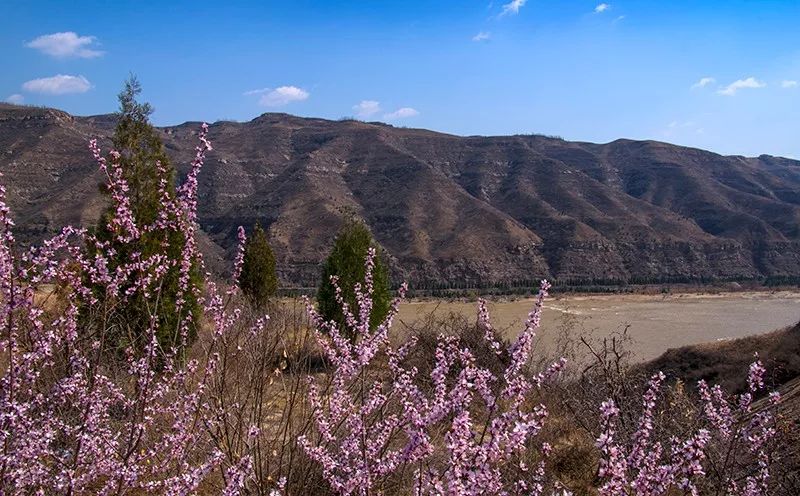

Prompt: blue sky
[2,0,800,157]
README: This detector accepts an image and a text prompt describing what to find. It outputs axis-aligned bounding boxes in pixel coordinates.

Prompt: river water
[395,291,800,361]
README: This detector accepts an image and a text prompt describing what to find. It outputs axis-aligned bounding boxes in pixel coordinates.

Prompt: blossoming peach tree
[595,360,780,496]
[0,125,258,494]
[0,125,782,495]
[301,254,782,496]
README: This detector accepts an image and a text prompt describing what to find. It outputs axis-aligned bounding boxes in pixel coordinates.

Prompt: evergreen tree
[90,76,202,352]
[239,222,278,307]
[317,219,391,337]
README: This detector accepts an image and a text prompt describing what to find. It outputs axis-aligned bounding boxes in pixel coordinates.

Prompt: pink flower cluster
[596,357,781,495]
[300,254,566,495]
[0,125,257,494]
[303,248,784,495]
[596,372,712,496]
[697,356,780,496]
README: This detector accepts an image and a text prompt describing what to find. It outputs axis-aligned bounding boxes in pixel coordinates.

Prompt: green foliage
[110,75,165,225]
[239,222,279,307]
[317,220,392,337]
[89,75,202,353]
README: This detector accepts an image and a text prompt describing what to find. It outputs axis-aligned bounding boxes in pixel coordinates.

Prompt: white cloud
[691,77,716,89]
[781,80,798,89]
[353,100,381,118]
[500,0,526,16]
[595,3,610,13]
[717,77,766,96]
[5,94,24,105]
[384,107,419,120]
[472,31,491,42]
[26,32,103,58]
[22,75,92,95]
[246,86,310,106]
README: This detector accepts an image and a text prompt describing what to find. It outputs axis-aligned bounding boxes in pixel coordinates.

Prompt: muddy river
[395,291,800,361]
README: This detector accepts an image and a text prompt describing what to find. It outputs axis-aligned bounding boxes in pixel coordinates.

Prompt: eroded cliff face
[2,103,800,288]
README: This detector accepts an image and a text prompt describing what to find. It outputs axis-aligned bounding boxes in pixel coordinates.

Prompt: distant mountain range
[2,102,800,289]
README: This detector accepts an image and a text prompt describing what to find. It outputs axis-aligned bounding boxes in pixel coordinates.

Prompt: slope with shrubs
[642,322,800,395]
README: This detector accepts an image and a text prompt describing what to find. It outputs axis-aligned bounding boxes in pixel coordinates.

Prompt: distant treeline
[275,273,800,298]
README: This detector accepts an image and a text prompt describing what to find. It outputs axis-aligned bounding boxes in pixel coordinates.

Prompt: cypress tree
[317,219,391,338]
[90,76,202,352]
[239,222,279,307]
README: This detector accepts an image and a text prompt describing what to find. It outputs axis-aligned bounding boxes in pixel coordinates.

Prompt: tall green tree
[317,219,391,337]
[239,222,279,307]
[91,76,202,352]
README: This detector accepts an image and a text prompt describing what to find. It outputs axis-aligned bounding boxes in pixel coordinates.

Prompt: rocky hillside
[2,103,800,289]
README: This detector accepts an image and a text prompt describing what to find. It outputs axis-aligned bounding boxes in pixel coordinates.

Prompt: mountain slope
[2,103,800,288]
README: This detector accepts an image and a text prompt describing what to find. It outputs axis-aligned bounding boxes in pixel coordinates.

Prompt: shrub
[239,222,279,307]
[317,219,391,337]
[300,251,785,495]
[301,259,567,494]
[0,124,258,493]
[86,76,202,353]
[595,362,781,495]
